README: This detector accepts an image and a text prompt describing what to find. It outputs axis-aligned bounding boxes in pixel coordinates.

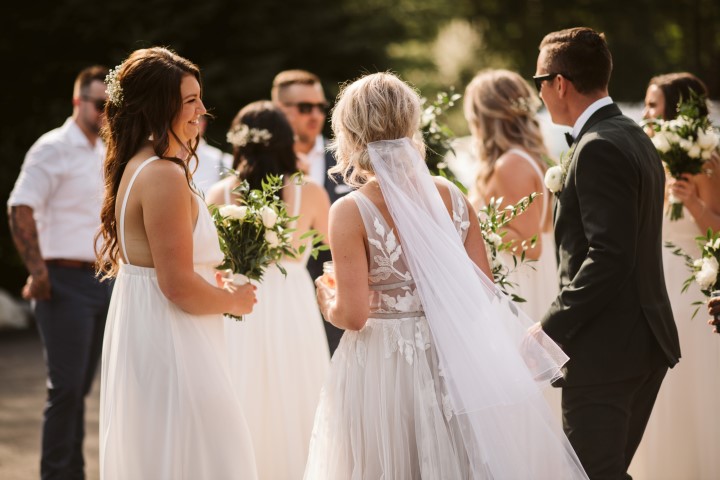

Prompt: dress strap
[119,156,160,265]
[223,182,232,206]
[292,183,302,217]
[506,148,549,225]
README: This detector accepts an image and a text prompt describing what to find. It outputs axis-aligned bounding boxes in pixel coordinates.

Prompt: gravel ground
[0,326,100,480]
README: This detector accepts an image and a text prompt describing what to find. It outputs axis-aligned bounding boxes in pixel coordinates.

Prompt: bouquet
[666,228,720,318]
[478,193,539,303]
[646,93,719,220]
[211,174,326,320]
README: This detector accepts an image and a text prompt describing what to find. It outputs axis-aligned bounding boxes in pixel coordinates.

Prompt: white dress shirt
[8,118,105,262]
[307,135,327,186]
[570,96,613,141]
[192,139,233,196]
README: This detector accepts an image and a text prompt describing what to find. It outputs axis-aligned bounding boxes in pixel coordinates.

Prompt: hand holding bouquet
[211,174,325,320]
[646,93,719,220]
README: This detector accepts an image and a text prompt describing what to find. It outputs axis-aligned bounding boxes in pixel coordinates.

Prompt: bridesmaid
[630,72,720,480]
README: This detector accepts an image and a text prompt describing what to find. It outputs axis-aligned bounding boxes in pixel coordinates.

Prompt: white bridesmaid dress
[100,156,258,480]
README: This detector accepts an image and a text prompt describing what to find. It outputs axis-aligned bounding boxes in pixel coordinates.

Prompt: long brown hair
[96,47,202,279]
[464,69,549,204]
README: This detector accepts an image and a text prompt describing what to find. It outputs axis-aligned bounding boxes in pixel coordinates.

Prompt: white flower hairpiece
[510,96,541,115]
[105,64,124,106]
[226,124,273,148]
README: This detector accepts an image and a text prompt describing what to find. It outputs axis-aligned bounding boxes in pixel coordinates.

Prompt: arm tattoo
[8,205,47,277]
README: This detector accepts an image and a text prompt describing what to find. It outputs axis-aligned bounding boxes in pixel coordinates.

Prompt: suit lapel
[575,103,622,142]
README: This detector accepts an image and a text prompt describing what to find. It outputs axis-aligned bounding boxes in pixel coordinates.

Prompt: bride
[304,72,589,479]
[95,47,258,479]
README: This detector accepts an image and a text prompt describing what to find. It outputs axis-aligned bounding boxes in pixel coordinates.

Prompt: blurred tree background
[2,0,718,295]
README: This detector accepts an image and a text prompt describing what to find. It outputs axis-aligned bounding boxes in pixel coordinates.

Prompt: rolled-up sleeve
[8,142,64,211]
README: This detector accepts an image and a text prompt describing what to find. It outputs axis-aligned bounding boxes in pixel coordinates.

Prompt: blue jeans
[34,265,112,480]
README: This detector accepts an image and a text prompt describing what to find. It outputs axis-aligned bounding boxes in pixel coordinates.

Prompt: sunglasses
[284,102,329,115]
[532,72,572,92]
[82,95,107,112]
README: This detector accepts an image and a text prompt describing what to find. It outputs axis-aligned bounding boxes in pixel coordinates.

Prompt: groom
[536,28,681,479]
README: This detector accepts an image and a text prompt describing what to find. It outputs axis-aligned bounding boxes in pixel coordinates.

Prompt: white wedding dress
[629,208,720,480]
[224,183,330,480]
[304,140,588,480]
[100,157,258,480]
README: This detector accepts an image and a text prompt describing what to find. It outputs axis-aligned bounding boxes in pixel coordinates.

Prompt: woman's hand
[667,174,699,207]
[314,275,336,322]
[226,282,257,317]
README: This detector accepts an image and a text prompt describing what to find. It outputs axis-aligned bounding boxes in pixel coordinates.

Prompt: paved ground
[0,326,100,480]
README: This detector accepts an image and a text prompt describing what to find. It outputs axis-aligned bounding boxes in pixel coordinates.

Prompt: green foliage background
[2,0,718,294]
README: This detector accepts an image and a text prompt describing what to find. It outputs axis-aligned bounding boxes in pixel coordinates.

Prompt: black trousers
[34,265,112,480]
[561,366,667,480]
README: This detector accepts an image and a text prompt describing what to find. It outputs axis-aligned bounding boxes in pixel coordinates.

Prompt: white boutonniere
[544,147,575,193]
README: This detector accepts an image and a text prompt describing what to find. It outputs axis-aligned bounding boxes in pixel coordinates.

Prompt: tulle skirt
[100,264,257,480]
[225,262,330,480]
[305,315,586,479]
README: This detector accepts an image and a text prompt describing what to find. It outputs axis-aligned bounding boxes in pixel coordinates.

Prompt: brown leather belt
[46,259,97,271]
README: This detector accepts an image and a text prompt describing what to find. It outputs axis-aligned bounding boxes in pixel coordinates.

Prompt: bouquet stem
[668,195,684,221]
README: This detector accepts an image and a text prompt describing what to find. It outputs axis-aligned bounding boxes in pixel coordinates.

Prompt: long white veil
[368,138,588,479]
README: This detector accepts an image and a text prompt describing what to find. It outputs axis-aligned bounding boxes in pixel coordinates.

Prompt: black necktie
[564,132,574,147]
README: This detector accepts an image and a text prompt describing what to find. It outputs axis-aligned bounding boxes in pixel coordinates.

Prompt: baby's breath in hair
[227,124,273,148]
[510,95,541,115]
[105,64,124,106]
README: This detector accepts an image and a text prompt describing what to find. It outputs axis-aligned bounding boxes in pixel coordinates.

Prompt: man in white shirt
[8,66,113,480]
[192,115,233,196]
[272,70,350,354]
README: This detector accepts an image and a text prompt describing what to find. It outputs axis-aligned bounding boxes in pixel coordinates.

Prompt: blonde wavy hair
[463,69,549,199]
[329,72,425,188]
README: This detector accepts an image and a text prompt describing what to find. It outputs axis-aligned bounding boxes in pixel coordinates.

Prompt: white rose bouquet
[477,193,538,303]
[666,229,720,318]
[645,93,719,221]
[211,174,325,320]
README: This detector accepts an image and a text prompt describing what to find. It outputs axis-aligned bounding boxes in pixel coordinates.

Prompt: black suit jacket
[541,103,681,387]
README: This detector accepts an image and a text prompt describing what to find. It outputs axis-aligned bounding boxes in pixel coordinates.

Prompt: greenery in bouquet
[211,174,326,320]
[478,193,539,303]
[645,92,719,221]
[666,228,720,319]
[420,89,465,190]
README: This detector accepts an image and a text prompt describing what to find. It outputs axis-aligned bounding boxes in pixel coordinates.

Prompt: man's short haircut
[271,69,322,103]
[539,27,612,95]
[74,65,109,96]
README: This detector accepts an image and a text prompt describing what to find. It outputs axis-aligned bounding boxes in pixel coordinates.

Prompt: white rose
[264,230,280,248]
[678,139,693,152]
[487,232,503,247]
[260,206,278,228]
[696,266,717,291]
[696,256,720,290]
[219,205,248,220]
[697,129,719,151]
[652,133,671,153]
[688,144,702,159]
[665,132,681,145]
[702,149,713,160]
[694,258,705,268]
[544,165,564,193]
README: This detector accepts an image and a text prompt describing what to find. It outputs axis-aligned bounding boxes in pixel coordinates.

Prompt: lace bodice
[352,180,470,319]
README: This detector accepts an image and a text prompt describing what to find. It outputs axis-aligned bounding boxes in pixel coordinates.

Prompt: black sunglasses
[532,73,572,92]
[82,95,107,112]
[284,102,329,115]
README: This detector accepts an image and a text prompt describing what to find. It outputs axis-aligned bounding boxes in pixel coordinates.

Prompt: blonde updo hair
[464,69,548,195]
[329,72,425,188]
